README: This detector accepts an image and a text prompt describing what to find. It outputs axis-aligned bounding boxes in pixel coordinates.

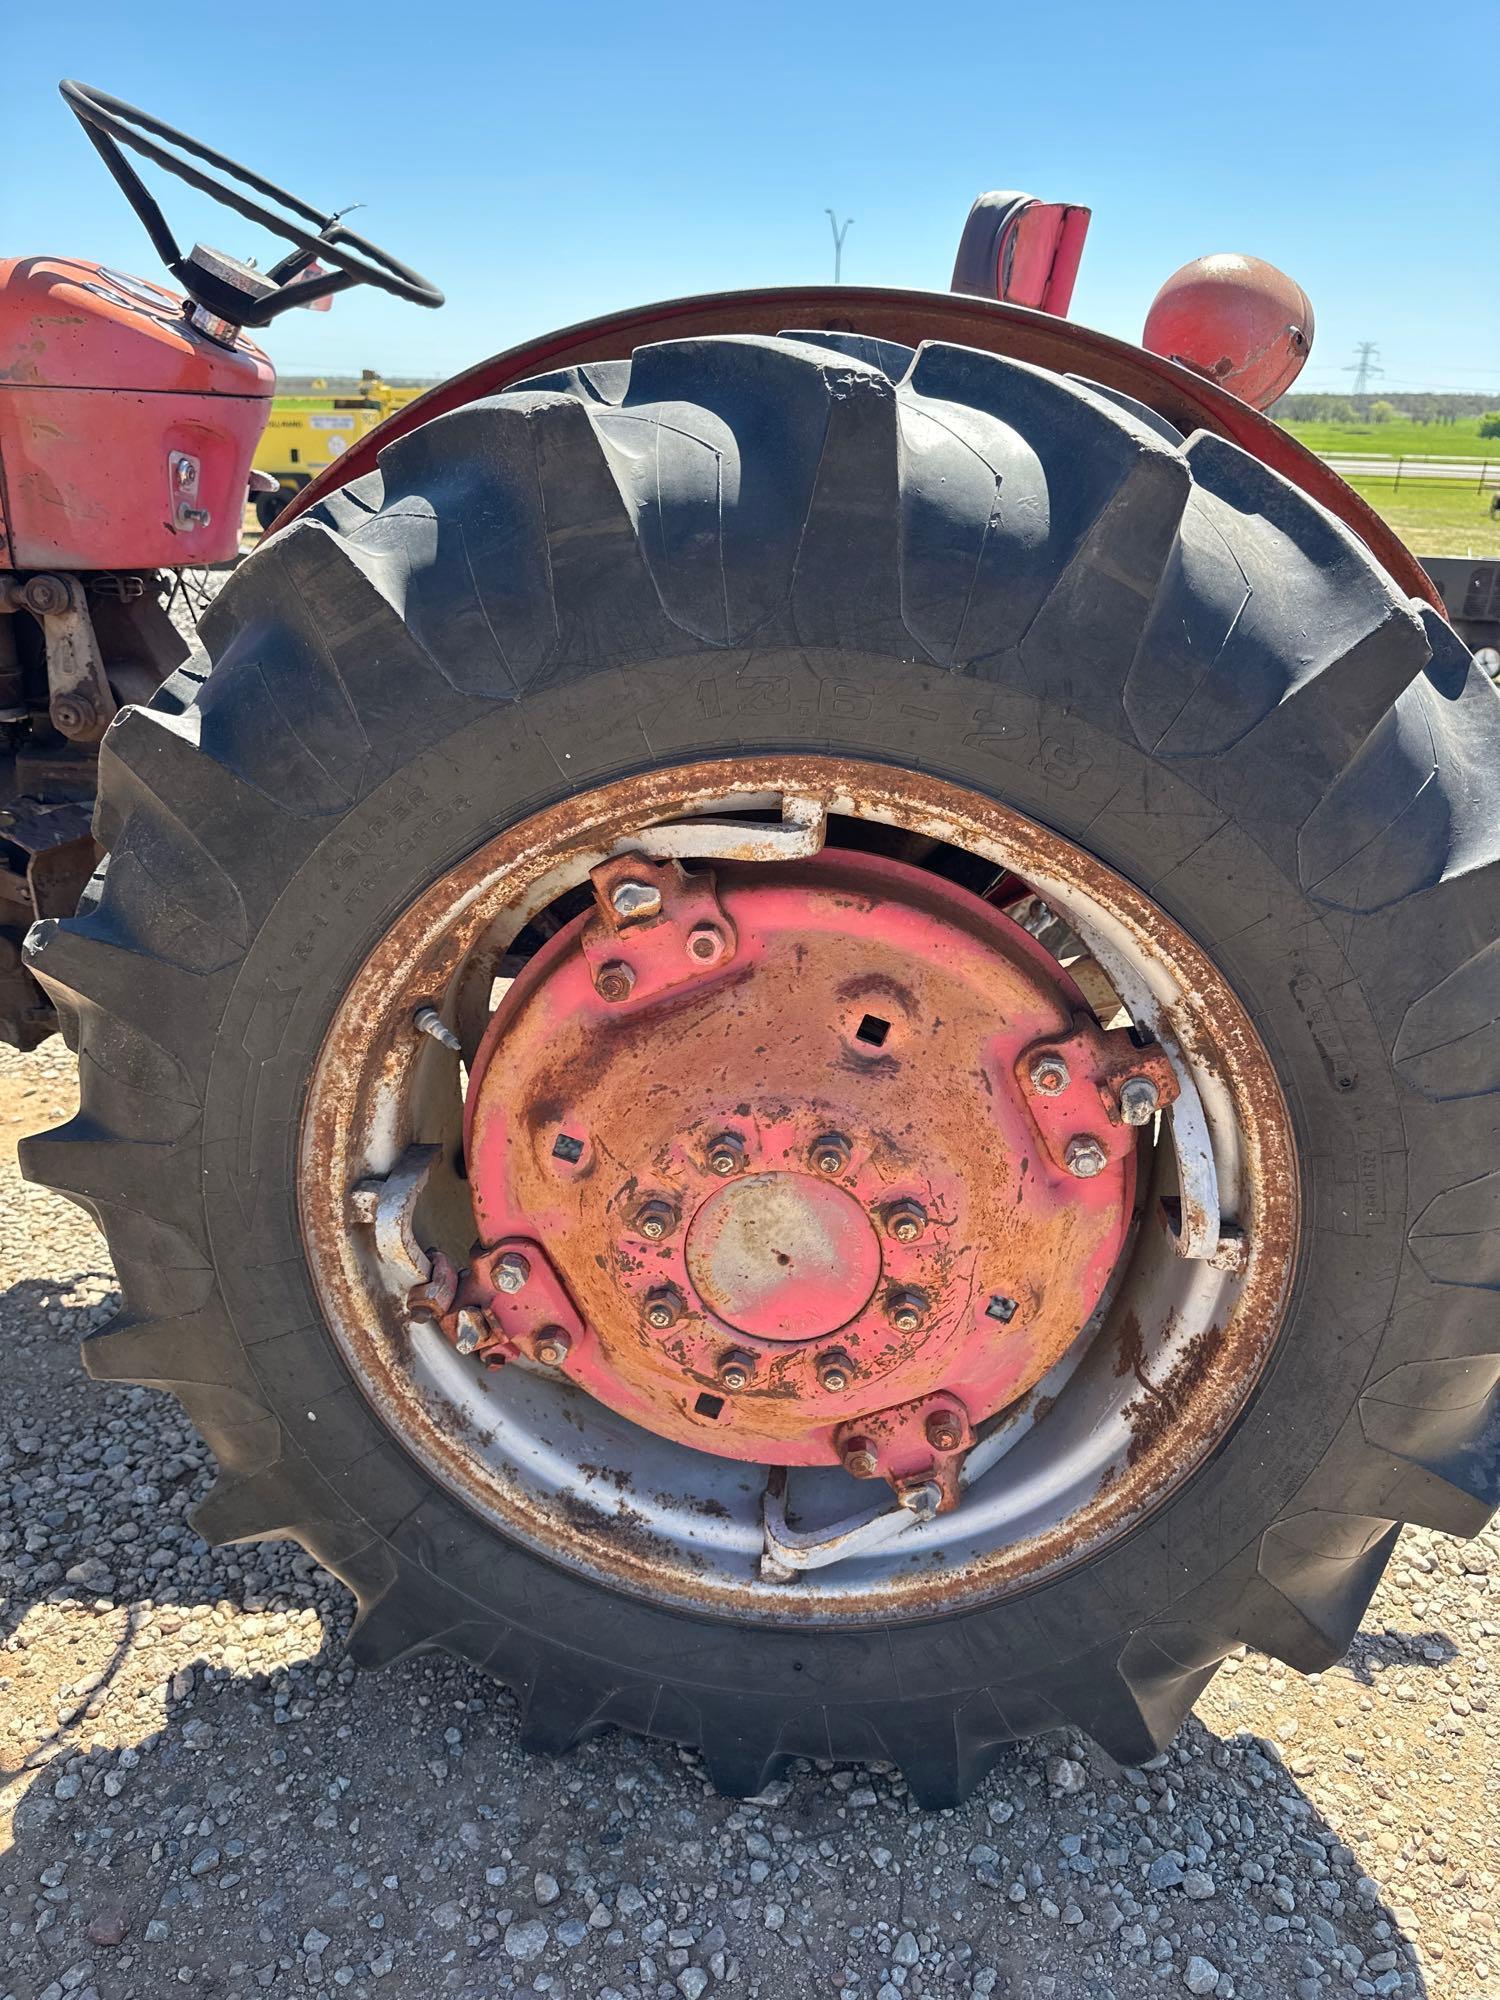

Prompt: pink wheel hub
[455,847,1176,1500]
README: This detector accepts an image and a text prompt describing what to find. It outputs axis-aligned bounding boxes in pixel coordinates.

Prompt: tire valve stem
[413,1006,462,1053]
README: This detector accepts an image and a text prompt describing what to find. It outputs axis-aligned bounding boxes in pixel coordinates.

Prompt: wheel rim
[300,757,1298,1621]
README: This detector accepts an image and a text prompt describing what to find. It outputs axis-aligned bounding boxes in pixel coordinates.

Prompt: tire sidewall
[199,642,1405,1702]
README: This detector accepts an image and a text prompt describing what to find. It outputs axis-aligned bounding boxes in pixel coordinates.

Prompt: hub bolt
[595,960,637,1003]
[810,1132,851,1175]
[884,1199,926,1243]
[51,693,97,737]
[634,1198,678,1241]
[817,1351,853,1393]
[1029,1053,1071,1095]
[533,1327,571,1367]
[687,924,727,964]
[20,575,68,616]
[611,879,662,920]
[454,1307,488,1357]
[898,1480,943,1518]
[645,1286,685,1330]
[925,1410,964,1452]
[1119,1075,1160,1126]
[886,1289,927,1334]
[717,1350,755,1389]
[495,1252,531,1293]
[1064,1136,1109,1179]
[706,1133,747,1177]
[842,1437,880,1480]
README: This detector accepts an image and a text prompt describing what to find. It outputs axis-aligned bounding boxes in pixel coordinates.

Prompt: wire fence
[1321,454,1500,492]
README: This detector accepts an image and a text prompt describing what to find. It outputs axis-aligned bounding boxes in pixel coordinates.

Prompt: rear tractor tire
[22,332,1500,1806]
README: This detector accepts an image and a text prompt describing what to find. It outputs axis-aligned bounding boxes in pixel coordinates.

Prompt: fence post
[1394,457,1402,492]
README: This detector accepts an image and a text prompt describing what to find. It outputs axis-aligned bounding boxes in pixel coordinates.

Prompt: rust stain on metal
[1113,1308,1148,1383]
[299,754,1299,1621]
[1123,1322,1223,1467]
[462,845,1132,1466]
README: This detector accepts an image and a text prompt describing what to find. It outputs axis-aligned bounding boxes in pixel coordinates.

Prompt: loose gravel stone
[504,1917,549,1961]
[0,1030,1495,2000]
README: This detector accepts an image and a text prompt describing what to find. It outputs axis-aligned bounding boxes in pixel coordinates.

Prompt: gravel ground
[1,1033,1496,2000]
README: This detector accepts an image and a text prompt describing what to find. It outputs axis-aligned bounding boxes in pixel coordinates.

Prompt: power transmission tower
[826,210,853,284]
[1344,341,1384,395]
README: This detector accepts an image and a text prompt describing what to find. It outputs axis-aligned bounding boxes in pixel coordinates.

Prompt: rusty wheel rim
[299,758,1298,1621]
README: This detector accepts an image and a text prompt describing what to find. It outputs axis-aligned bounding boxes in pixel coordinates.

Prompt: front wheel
[253,484,294,531]
[23,332,1500,1805]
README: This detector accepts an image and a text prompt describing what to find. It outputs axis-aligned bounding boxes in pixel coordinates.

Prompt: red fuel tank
[0,256,273,571]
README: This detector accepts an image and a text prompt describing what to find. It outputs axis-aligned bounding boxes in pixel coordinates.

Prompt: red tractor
[7,83,1496,1807]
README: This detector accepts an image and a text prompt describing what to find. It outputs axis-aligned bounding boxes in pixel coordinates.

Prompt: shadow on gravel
[1,1277,1445,2000]
[1343,1628,1460,1684]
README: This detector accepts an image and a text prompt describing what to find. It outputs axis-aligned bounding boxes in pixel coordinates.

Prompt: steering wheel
[59,79,443,328]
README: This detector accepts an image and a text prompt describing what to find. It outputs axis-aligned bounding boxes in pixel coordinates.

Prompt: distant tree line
[1271,390,1498,425]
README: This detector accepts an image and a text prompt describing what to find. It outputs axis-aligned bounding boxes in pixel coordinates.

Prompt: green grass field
[1281,415,1498,460]
[1343,476,1500,558]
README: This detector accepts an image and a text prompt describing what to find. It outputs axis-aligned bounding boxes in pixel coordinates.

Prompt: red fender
[273,285,1439,614]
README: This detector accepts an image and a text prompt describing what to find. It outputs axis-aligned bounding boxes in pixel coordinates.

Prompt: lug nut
[1064,1136,1109,1179]
[1119,1075,1160,1126]
[883,1199,926,1243]
[1029,1053,1071,1094]
[717,1350,755,1389]
[898,1480,943,1518]
[533,1326,571,1366]
[817,1352,853,1393]
[634,1197,677,1240]
[925,1410,964,1452]
[842,1437,880,1480]
[986,1294,1019,1324]
[686,924,727,964]
[810,1132,851,1175]
[706,1133,747,1177]
[454,1307,488,1357]
[645,1287,684,1330]
[886,1289,927,1334]
[610,879,662,920]
[595,960,636,1003]
[495,1251,531,1293]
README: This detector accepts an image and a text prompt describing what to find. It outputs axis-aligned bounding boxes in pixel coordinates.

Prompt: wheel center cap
[684,1171,882,1342]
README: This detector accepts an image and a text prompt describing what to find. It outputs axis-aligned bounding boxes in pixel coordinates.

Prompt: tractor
[4,81,1496,1808]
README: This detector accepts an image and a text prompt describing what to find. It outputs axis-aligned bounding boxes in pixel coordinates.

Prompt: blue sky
[5,0,1496,393]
